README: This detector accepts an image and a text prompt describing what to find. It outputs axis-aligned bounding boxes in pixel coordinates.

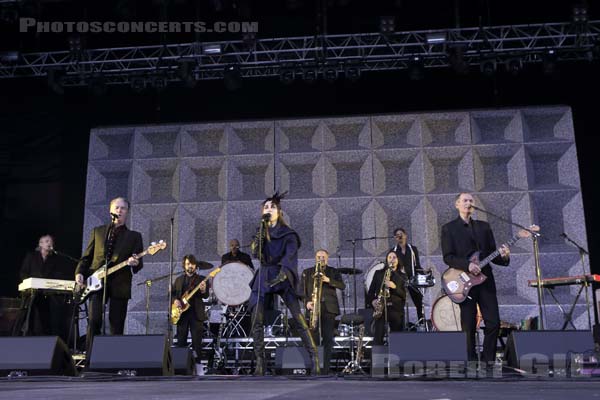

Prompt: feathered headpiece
[264,190,288,205]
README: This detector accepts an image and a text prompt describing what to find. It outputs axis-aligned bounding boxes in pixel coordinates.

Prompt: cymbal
[196,261,214,270]
[337,267,363,275]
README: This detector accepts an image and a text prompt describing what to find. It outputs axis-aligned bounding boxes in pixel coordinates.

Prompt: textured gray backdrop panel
[83,106,590,334]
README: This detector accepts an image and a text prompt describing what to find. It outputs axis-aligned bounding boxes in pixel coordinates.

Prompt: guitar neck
[479,233,519,268]
[104,249,149,277]
[183,275,210,302]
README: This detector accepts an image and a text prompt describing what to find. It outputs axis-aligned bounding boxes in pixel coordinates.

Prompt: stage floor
[1,376,600,400]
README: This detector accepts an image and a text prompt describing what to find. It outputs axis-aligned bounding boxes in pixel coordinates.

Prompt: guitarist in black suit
[301,249,345,375]
[171,254,209,364]
[441,192,510,368]
[75,197,143,351]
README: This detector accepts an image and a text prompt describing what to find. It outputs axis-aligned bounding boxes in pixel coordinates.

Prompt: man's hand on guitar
[75,273,85,287]
[174,299,182,309]
[468,262,481,275]
[499,244,510,259]
[127,255,139,267]
[199,281,206,293]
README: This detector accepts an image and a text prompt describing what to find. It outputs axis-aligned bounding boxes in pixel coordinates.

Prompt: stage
[2,375,600,400]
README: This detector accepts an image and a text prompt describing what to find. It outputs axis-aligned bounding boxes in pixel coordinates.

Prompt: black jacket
[366,267,407,312]
[171,273,210,321]
[75,224,144,299]
[391,245,421,279]
[301,265,345,315]
[221,251,254,269]
[20,252,74,281]
[441,216,510,278]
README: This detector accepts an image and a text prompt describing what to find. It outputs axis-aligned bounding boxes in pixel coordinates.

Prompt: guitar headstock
[147,240,167,255]
[517,225,540,239]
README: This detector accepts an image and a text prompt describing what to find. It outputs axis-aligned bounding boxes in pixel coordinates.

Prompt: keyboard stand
[542,283,587,330]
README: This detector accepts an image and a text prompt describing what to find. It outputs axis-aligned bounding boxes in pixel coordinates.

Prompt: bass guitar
[171,267,221,324]
[74,240,167,304]
[441,225,539,303]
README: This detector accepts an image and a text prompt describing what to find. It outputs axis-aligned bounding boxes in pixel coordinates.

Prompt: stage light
[224,65,242,91]
[542,51,558,77]
[323,65,338,83]
[426,32,446,44]
[572,5,588,24]
[480,58,496,77]
[408,57,424,81]
[131,77,146,93]
[505,58,523,75]
[152,76,167,91]
[344,64,361,82]
[379,16,395,35]
[302,66,317,84]
[279,65,295,85]
[202,44,222,55]
[47,69,64,95]
[0,51,19,64]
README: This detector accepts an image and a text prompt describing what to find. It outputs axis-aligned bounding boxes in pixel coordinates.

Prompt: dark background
[1,0,598,297]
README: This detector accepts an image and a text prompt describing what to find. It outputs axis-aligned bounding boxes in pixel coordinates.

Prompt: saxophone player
[367,250,407,345]
[301,249,345,375]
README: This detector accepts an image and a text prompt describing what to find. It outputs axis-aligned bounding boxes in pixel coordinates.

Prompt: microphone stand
[562,233,594,329]
[167,217,174,345]
[471,206,545,329]
[101,216,117,335]
[138,273,171,335]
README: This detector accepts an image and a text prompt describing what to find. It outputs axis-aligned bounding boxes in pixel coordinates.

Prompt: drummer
[391,228,425,325]
[221,239,254,269]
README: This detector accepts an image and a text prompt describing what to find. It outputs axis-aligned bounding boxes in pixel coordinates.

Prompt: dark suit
[392,244,424,321]
[76,224,143,343]
[367,267,407,345]
[172,273,210,362]
[301,265,345,374]
[441,216,509,363]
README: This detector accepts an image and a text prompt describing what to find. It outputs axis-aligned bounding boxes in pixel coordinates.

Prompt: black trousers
[311,310,336,374]
[459,277,500,363]
[372,307,404,345]
[407,286,424,321]
[87,292,129,353]
[176,309,204,363]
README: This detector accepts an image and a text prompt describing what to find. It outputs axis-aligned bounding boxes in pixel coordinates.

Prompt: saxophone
[372,267,391,320]
[309,260,324,330]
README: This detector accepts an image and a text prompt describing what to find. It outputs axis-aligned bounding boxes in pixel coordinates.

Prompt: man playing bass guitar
[441,193,510,368]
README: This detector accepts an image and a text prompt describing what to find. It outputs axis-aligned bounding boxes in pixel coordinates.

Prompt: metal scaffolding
[1,20,599,86]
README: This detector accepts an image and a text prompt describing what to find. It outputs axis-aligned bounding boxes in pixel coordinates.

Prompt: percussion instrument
[212,262,254,306]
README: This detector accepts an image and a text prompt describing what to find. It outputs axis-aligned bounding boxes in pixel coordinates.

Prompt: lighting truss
[1,20,599,86]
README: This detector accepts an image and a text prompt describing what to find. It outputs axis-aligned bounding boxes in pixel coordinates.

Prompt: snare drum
[364,261,385,293]
[212,262,254,306]
[431,295,482,331]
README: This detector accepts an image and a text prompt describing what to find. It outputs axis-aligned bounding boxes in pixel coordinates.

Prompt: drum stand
[223,305,249,338]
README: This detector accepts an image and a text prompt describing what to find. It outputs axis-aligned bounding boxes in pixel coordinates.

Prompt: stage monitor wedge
[0,336,77,376]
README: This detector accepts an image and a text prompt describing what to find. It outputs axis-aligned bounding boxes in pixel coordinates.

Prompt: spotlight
[480,58,497,77]
[408,57,424,81]
[242,32,257,50]
[343,64,361,82]
[302,66,317,84]
[505,58,523,75]
[224,65,242,91]
[0,51,19,64]
[379,16,395,35]
[572,5,588,24]
[47,69,65,95]
[131,77,146,93]
[279,65,295,85]
[202,44,222,55]
[68,35,84,61]
[542,51,558,77]
[152,76,167,91]
[323,65,338,83]
[426,32,447,44]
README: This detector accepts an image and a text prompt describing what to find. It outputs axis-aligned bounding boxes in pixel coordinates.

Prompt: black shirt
[391,244,421,279]
[20,251,74,281]
[221,250,254,269]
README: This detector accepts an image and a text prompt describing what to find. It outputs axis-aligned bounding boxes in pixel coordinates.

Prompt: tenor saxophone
[372,267,391,320]
[310,260,324,330]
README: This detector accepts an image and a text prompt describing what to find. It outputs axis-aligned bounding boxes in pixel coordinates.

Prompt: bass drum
[431,295,482,331]
[364,261,385,294]
[212,262,254,306]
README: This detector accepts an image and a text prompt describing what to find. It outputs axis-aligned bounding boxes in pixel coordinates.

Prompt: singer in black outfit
[19,234,75,342]
[391,228,425,324]
[248,192,320,375]
[366,250,407,345]
[172,254,209,364]
[441,193,510,366]
[75,197,143,351]
[301,249,346,375]
[221,239,254,269]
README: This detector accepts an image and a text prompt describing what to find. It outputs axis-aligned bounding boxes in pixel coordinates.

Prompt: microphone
[110,213,120,220]
[560,232,567,238]
[262,213,271,222]
[49,247,58,255]
[469,205,482,211]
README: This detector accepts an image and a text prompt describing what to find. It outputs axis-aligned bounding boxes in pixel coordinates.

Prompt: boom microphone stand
[470,205,545,329]
[101,214,117,335]
[167,217,174,345]
[561,232,594,329]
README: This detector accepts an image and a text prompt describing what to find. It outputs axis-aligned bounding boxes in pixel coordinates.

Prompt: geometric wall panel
[82,106,589,333]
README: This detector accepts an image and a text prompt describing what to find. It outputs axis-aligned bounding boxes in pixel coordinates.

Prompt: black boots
[252,310,265,376]
[295,314,321,375]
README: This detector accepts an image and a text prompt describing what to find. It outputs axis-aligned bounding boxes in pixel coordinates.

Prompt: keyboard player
[19,234,76,343]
